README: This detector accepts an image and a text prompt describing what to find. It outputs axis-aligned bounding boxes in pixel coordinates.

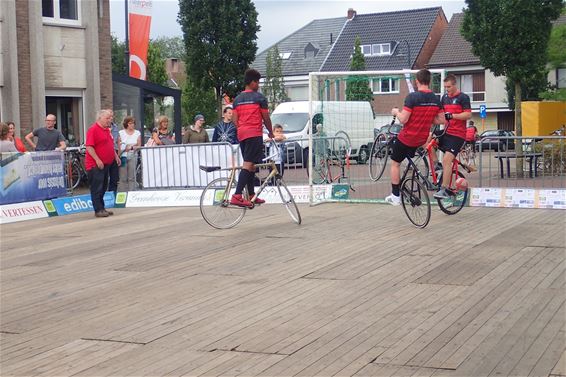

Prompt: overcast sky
[110,0,467,53]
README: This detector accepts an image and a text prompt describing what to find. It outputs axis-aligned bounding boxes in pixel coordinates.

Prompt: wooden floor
[1,203,565,377]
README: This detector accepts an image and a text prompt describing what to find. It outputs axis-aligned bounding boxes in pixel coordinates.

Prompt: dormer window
[359,43,392,57]
[279,52,292,60]
[304,43,320,59]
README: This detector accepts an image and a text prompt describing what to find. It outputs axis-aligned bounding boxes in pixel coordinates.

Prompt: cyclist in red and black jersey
[386,69,445,206]
[431,74,471,199]
[230,69,274,208]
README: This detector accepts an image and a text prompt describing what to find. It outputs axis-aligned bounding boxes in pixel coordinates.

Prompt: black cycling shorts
[239,136,265,163]
[390,138,418,163]
[438,134,465,156]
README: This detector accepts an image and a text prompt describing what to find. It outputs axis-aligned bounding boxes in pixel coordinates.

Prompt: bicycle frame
[203,160,281,207]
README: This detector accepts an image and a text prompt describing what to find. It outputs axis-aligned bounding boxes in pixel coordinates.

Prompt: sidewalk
[1,204,564,376]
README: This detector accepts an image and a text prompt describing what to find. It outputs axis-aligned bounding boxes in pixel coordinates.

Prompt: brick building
[0,0,112,145]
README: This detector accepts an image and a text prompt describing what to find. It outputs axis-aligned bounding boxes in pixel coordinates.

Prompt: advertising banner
[0,152,66,205]
[49,192,115,216]
[0,201,48,224]
[128,0,152,80]
[127,186,332,208]
[470,188,566,210]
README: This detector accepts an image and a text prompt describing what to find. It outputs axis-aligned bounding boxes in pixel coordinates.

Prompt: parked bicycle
[309,133,353,187]
[65,145,87,191]
[199,141,301,229]
[369,117,429,181]
[398,123,471,228]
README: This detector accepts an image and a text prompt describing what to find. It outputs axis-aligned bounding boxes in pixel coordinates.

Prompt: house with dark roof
[320,7,448,115]
[428,13,515,131]
[252,16,347,100]
[253,7,447,114]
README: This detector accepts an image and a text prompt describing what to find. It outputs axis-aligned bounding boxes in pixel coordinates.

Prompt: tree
[263,45,289,112]
[152,36,187,60]
[147,42,168,86]
[182,76,217,127]
[461,0,562,138]
[539,20,566,101]
[345,36,373,102]
[111,34,126,75]
[178,0,260,119]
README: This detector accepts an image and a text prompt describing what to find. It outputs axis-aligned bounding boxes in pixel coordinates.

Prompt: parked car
[478,130,515,152]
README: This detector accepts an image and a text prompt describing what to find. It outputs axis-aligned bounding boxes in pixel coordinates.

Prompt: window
[359,43,391,56]
[43,0,80,25]
[371,78,399,94]
[279,52,292,60]
[557,68,566,89]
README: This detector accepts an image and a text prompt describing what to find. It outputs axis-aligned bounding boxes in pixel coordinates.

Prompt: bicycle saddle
[200,165,221,172]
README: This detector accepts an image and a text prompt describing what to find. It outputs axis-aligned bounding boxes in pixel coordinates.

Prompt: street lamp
[395,40,411,69]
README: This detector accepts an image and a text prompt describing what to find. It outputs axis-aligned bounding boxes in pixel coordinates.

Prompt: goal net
[307,69,445,204]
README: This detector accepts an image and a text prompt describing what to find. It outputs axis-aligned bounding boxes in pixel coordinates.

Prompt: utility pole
[124,0,130,76]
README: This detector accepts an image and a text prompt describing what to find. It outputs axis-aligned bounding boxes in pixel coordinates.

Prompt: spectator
[118,116,141,191]
[7,121,26,152]
[267,124,287,179]
[108,112,121,197]
[183,114,210,144]
[85,109,121,218]
[150,115,175,146]
[0,123,17,152]
[24,114,66,151]
[212,107,238,144]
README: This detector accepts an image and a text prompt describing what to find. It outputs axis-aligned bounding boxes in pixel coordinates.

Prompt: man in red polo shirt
[230,69,274,208]
[85,109,121,218]
[431,74,471,199]
[387,69,445,205]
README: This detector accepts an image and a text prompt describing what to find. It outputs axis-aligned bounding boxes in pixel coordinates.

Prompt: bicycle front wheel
[200,177,246,229]
[276,178,301,224]
[310,156,329,184]
[437,170,468,215]
[369,134,388,181]
[400,177,431,228]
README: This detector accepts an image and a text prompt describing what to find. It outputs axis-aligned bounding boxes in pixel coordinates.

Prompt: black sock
[247,171,256,196]
[392,183,400,196]
[235,169,250,195]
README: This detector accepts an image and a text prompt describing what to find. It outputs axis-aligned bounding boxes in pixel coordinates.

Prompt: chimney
[347,8,356,20]
[330,33,333,44]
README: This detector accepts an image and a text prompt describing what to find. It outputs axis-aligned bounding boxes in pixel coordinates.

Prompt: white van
[270,101,375,165]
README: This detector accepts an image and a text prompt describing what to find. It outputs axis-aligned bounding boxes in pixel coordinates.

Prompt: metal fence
[477,136,566,189]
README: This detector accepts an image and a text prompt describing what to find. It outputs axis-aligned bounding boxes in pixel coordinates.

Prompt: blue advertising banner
[50,192,115,216]
[0,152,66,205]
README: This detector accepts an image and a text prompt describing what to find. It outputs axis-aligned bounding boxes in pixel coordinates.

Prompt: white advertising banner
[0,201,48,224]
[471,188,566,210]
[126,185,332,208]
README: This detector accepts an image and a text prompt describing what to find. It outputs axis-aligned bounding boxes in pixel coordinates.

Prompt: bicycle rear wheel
[333,131,351,162]
[369,134,388,181]
[437,170,468,215]
[276,177,301,224]
[67,160,82,190]
[400,177,431,228]
[200,177,246,229]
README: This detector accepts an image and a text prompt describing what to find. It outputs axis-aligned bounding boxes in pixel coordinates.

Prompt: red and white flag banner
[128,0,152,80]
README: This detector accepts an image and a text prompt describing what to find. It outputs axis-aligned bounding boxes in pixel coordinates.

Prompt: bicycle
[310,134,351,184]
[459,141,477,168]
[369,117,429,181]
[65,145,87,191]
[398,123,471,228]
[199,142,301,229]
